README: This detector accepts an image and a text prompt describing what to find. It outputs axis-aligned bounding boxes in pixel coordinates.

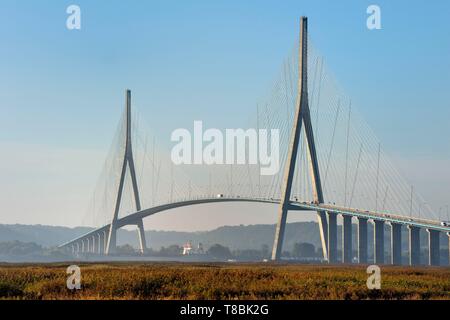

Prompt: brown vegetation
[0,263,449,300]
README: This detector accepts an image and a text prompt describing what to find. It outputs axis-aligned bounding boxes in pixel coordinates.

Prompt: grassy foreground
[0,263,449,300]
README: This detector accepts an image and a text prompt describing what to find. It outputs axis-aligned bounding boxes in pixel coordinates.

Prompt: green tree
[159,245,182,257]
[261,244,270,259]
[208,244,233,259]
[116,244,136,255]
[233,249,262,261]
[292,242,316,258]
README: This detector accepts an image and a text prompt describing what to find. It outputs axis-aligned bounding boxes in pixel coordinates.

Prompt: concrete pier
[357,217,368,264]
[391,223,402,265]
[448,233,450,266]
[97,233,103,254]
[342,215,353,263]
[427,229,440,266]
[408,226,421,266]
[137,220,147,254]
[374,220,385,264]
[91,235,96,253]
[328,212,338,263]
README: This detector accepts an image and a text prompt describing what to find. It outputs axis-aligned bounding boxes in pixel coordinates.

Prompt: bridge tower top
[299,16,308,98]
[125,89,132,153]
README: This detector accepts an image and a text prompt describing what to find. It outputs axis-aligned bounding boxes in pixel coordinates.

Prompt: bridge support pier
[374,220,385,264]
[342,215,352,263]
[408,226,421,266]
[91,235,96,253]
[448,233,450,266]
[106,226,117,255]
[98,232,104,254]
[137,220,147,254]
[391,223,402,265]
[327,212,338,263]
[357,217,368,264]
[427,229,440,266]
[103,231,108,253]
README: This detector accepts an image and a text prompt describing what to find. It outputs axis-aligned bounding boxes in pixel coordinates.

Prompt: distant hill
[0,224,92,248]
[0,222,323,251]
[139,222,323,252]
[0,221,433,252]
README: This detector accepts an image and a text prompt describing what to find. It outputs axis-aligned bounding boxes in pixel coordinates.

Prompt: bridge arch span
[116,197,282,228]
[60,197,308,251]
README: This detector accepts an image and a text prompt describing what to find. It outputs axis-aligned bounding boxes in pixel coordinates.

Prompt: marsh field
[0,263,449,300]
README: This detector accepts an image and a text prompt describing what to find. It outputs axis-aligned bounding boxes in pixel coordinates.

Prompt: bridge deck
[59,197,450,248]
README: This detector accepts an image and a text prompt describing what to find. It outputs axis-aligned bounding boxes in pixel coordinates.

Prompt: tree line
[115,242,321,260]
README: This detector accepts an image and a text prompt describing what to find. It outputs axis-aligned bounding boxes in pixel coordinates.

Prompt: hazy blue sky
[0,0,449,229]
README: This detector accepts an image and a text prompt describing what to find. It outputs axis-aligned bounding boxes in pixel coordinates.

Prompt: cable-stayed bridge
[59,17,450,266]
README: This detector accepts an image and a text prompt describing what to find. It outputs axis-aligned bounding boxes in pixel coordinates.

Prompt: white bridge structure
[59,17,450,266]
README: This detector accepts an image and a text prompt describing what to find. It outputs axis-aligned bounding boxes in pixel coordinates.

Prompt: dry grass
[0,263,449,300]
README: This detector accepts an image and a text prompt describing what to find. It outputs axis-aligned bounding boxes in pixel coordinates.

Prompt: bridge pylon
[105,89,147,255]
[271,17,329,261]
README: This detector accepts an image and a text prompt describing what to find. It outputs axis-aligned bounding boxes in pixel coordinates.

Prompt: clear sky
[0,0,449,230]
